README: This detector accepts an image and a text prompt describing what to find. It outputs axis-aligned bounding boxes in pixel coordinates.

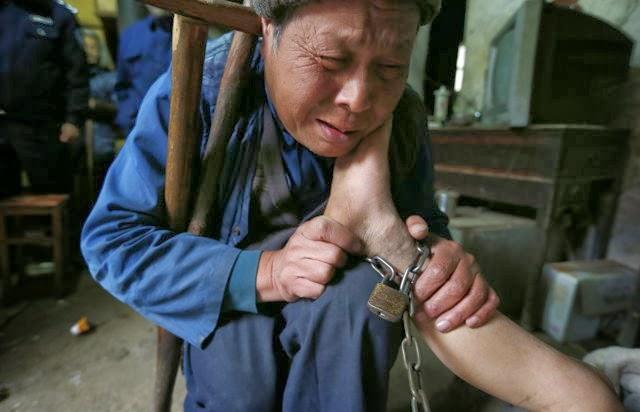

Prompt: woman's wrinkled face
[261,0,419,157]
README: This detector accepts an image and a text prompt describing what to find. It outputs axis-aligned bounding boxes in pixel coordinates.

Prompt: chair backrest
[146,2,259,411]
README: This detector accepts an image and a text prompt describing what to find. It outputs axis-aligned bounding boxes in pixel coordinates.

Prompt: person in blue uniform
[82,28,117,189]
[114,6,172,136]
[0,0,89,197]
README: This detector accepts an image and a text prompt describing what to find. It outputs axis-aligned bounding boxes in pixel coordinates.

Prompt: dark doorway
[424,0,467,113]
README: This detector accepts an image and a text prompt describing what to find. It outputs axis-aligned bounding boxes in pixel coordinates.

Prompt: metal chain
[367,243,431,411]
[367,242,429,288]
[399,243,430,293]
[365,255,397,281]
[402,298,431,412]
[401,243,431,412]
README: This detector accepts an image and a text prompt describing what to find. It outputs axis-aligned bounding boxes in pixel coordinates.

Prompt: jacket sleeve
[60,10,89,126]
[80,71,242,348]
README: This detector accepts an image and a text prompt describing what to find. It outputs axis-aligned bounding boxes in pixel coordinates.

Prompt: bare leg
[323,118,622,412]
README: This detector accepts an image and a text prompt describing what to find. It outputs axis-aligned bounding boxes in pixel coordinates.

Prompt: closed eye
[319,56,348,71]
[378,64,407,80]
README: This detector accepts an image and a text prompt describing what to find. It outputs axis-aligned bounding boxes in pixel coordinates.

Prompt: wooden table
[430,124,629,328]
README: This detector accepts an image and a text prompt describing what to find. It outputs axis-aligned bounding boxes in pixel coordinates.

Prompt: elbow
[80,203,129,283]
[79,213,138,301]
[572,364,624,412]
[577,379,624,412]
[518,358,624,412]
[550,370,623,412]
[80,215,107,281]
[564,393,623,412]
[532,389,622,412]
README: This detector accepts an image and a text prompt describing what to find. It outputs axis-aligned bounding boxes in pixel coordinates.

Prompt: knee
[310,259,400,330]
[282,260,400,332]
[324,260,403,343]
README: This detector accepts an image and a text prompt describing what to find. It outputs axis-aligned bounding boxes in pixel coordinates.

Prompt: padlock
[367,277,410,322]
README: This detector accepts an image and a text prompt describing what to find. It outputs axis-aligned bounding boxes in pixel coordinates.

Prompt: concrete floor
[1,184,639,411]
[0,274,186,412]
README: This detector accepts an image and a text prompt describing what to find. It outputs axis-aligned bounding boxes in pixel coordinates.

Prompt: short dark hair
[251,0,441,26]
[253,0,440,46]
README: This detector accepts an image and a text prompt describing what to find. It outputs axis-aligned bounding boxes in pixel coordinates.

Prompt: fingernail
[411,223,428,233]
[466,316,480,328]
[436,319,451,332]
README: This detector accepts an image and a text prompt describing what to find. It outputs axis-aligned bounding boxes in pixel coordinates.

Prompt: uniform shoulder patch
[54,0,78,14]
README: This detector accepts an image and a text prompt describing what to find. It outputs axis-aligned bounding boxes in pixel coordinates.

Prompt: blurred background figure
[82,28,117,192]
[0,0,89,198]
[114,5,172,136]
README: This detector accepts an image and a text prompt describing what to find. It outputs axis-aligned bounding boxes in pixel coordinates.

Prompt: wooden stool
[0,194,69,305]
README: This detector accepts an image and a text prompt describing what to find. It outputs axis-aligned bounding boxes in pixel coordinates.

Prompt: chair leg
[157,15,209,411]
[0,212,10,305]
[153,328,183,412]
[52,207,64,297]
[14,216,23,287]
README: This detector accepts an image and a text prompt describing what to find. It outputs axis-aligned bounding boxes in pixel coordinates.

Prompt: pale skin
[59,122,80,143]
[254,0,622,409]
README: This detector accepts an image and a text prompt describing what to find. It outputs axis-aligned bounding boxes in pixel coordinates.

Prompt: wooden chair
[138,1,261,410]
[0,194,69,305]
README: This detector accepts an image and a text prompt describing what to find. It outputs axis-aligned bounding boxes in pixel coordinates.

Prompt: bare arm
[416,312,620,411]
[324,118,622,411]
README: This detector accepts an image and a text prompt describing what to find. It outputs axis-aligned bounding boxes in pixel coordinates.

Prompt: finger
[431,274,489,332]
[412,240,460,304]
[465,288,500,328]
[298,260,336,285]
[300,216,363,254]
[292,278,326,300]
[303,241,349,268]
[421,254,478,318]
[405,215,429,240]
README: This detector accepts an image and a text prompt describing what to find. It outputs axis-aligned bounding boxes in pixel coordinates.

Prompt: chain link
[366,242,431,412]
[402,299,431,412]
[402,244,431,411]
[365,255,397,281]
[399,243,430,293]
[367,242,431,411]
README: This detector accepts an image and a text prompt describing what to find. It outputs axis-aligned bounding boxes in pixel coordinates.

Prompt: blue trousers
[0,119,72,197]
[183,261,402,411]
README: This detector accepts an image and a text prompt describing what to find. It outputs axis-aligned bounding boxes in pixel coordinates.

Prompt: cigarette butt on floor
[70,317,91,336]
